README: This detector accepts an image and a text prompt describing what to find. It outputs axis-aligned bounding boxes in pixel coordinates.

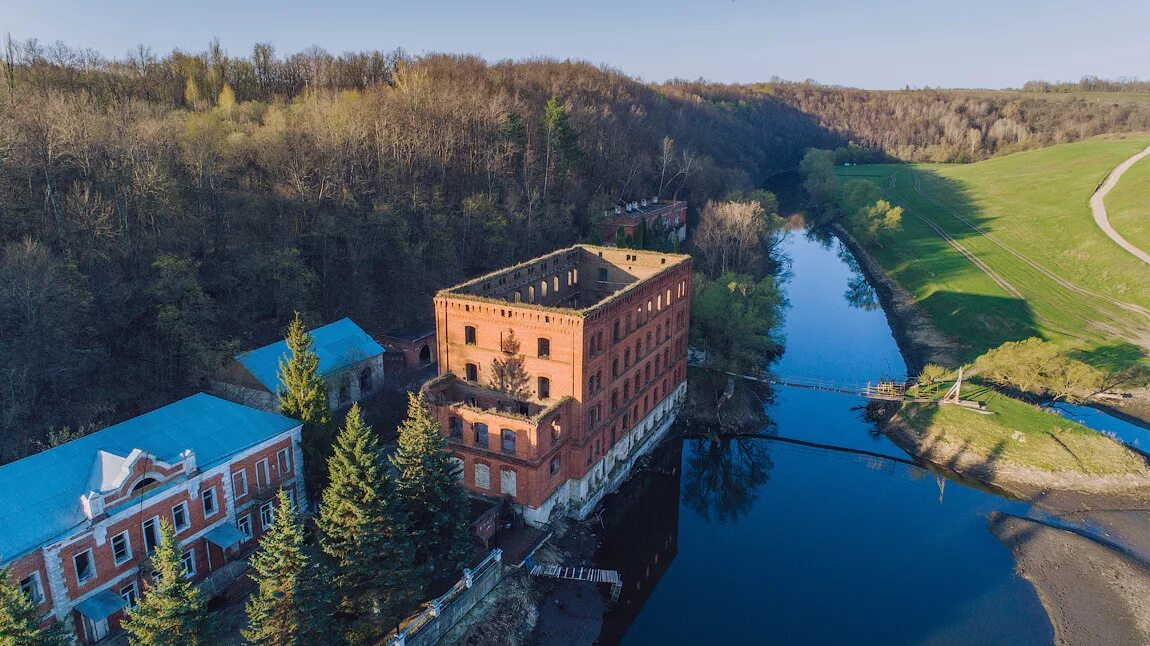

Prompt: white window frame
[119,581,139,608]
[276,448,291,475]
[284,487,296,510]
[180,549,196,579]
[201,487,218,517]
[256,459,271,489]
[73,548,96,585]
[237,514,252,541]
[19,572,43,604]
[171,501,190,533]
[111,530,133,565]
[232,469,248,498]
[259,501,274,530]
[142,516,160,555]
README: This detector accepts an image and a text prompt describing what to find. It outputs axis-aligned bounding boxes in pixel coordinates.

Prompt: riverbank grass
[835,135,1150,369]
[898,386,1150,478]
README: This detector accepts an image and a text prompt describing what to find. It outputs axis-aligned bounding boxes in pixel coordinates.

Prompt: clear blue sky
[3,0,1148,89]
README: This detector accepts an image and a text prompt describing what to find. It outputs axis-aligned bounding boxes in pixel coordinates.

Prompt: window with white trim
[276,448,291,475]
[256,459,271,489]
[172,501,190,532]
[201,487,218,517]
[119,582,139,608]
[232,469,248,498]
[237,514,252,540]
[73,549,95,585]
[180,550,196,578]
[260,501,274,530]
[19,573,43,604]
[111,531,132,565]
[142,517,160,554]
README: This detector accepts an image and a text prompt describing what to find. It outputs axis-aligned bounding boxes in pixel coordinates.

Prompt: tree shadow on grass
[1069,341,1148,372]
[916,290,1042,363]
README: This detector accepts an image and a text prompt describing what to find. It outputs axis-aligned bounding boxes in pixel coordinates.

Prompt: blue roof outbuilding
[0,393,300,562]
[234,318,386,394]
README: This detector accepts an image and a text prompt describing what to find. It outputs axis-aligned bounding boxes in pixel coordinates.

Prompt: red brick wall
[430,248,691,511]
[7,552,51,615]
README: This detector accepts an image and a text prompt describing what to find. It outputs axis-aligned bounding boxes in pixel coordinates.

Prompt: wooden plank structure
[530,563,623,602]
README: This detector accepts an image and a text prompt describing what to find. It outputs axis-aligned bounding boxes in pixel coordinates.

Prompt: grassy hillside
[837,135,1150,369]
[1106,155,1150,255]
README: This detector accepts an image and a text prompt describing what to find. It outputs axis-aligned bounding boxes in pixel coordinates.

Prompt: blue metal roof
[234,318,386,394]
[0,394,299,562]
[75,589,127,621]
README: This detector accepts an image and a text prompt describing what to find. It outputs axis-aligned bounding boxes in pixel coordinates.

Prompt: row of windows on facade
[17,448,292,609]
[464,327,550,358]
[587,375,672,439]
[589,283,683,357]
[447,419,560,454]
[460,458,559,497]
[18,488,294,613]
[481,258,579,296]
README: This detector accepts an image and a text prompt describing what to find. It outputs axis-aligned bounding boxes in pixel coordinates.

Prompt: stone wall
[390,549,505,646]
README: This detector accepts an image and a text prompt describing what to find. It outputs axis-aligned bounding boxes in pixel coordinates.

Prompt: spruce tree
[391,392,474,581]
[278,312,332,494]
[0,566,70,646]
[243,489,336,645]
[318,405,420,642]
[123,521,207,646]
[487,330,531,400]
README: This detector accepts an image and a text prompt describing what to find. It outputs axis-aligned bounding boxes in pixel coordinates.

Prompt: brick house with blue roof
[215,318,387,412]
[0,394,305,644]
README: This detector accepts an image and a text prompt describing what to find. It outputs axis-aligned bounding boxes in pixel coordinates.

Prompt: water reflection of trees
[837,243,880,311]
[676,371,777,522]
[682,436,774,523]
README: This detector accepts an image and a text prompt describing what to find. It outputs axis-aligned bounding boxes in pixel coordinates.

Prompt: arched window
[624,349,631,367]
[131,477,158,494]
[501,429,517,454]
[538,376,551,400]
[645,363,651,383]
[473,423,489,448]
[465,363,478,382]
[611,390,619,411]
[448,417,463,439]
[528,285,535,302]
[540,280,548,298]
[464,325,477,345]
[612,358,620,378]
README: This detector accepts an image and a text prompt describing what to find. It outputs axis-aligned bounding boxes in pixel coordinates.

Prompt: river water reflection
[597,232,1054,645]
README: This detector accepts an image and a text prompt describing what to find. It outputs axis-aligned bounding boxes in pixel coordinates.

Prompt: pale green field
[1106,155,1150,256]
[838,135,1150,368]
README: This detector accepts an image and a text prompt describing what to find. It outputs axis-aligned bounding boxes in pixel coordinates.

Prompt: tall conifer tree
[318,405,420,642]
[0,566,69,646]
[243,489,336,645]
[123,521,207,646]
[391,393,473,580]
[278,312,332,493]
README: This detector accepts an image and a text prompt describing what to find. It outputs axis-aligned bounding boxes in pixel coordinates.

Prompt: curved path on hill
[1091,145,1150,266]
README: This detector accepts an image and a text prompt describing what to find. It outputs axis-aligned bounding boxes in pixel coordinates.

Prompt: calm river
[595,232,1056,645]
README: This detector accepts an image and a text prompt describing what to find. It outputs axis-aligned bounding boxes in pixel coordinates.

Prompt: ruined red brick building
[423,245,691,525]
[599,198,687,245]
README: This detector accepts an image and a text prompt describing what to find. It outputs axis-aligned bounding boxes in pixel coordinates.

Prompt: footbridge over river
[700,365,986,409]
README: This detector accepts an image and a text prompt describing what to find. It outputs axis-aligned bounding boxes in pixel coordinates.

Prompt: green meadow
[837,135,1150,370]
[1106,155,1150,257]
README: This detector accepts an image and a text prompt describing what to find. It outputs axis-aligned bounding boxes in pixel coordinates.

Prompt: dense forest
[762,82,1150,162]
[1,37,1147,461]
